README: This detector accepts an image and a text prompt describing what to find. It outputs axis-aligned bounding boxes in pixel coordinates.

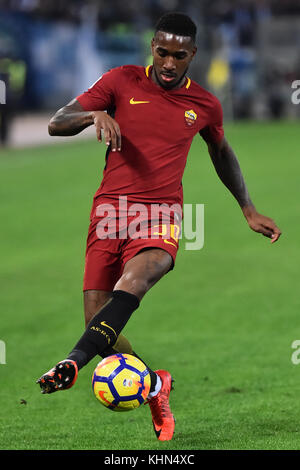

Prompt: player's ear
[151,37,155,56]
[191,45,197,59]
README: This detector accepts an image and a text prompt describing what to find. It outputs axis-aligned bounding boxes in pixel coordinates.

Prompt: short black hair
[154,12,197,43]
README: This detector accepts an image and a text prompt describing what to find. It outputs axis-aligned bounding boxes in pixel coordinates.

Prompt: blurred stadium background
[0,0,300,147]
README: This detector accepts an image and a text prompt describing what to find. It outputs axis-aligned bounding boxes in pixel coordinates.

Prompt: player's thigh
[83,289,112,326]
[114,248,172,300]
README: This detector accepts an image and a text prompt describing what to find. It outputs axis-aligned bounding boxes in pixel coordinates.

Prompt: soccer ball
[92,353,151,411]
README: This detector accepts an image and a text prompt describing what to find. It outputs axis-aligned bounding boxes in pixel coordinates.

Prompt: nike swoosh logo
[164,240,177,248]
[152,422,162,438]
[98,390,114,406]
[130,97,150,105]
[100,321,117,338]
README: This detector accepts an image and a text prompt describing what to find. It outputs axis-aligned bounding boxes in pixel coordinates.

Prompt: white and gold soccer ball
[92,353,151,412]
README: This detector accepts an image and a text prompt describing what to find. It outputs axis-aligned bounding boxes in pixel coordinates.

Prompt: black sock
[132,351,157,393]
[67,290,139,369]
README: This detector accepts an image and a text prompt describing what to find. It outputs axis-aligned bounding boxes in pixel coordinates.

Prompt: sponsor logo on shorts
[164,239,177,248]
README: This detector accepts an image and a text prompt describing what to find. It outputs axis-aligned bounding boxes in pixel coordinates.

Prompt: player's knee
[126,273,151,297]
[115,272,151,299]
[115,249,172,299]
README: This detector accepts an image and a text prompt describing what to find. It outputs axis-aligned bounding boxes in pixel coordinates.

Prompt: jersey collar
[145,65,191,90]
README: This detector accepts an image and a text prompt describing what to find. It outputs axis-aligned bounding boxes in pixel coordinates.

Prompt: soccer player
[36,12,281,441]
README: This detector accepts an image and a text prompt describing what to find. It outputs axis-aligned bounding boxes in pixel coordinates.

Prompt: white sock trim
[147,374,162,399]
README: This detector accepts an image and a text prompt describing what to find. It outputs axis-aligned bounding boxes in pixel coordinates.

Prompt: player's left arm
[205,136,282,243]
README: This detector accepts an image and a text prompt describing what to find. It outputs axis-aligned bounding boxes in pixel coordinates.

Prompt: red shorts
[83,198,182,291]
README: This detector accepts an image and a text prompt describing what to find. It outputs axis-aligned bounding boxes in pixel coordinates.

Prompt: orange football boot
[36,359,78,394]
[146,369,175,441]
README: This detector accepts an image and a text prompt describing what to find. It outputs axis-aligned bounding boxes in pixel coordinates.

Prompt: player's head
[151,12,197,90]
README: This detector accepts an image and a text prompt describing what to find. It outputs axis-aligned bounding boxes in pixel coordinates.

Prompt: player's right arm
[48,99,121,151]
[48,99,94,137]
[48,72,122,151]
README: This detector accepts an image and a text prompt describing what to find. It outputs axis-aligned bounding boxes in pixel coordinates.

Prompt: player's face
[151,31,197,90]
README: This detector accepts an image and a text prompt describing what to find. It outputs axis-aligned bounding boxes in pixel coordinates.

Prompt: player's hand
[91,111,121,152]
[242,207,282,243]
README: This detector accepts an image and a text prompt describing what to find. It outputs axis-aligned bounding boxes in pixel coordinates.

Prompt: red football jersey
[77,65,224,207]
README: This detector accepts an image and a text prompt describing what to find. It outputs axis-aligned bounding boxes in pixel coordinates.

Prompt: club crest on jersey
[184,109,197,126]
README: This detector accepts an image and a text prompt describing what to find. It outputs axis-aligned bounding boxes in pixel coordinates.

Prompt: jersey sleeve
[76,68,120,111]
[200,97,224,144]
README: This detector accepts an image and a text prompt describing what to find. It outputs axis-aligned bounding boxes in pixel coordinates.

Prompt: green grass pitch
[0,121,299,450]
